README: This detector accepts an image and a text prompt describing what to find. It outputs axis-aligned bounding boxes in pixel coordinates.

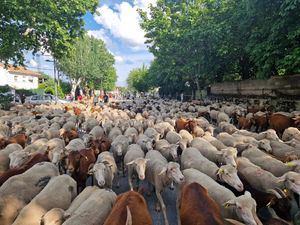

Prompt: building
[0,64,41,90]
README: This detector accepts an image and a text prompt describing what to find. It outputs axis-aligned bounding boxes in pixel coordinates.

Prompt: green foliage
[60,82,72,94]
[0,85,11,93]
[0,0,98,64]
[38,76,64,98]
[0,94,13,110]
[15,89,34,96]
[126,65,151,92]
[139,0,300,94]
[57,34,117,94]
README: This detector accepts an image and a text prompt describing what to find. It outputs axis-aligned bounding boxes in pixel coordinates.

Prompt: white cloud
[87,29,112,47]
[93,0,156,50]
[115,55,124,63]
[29,59,38,67]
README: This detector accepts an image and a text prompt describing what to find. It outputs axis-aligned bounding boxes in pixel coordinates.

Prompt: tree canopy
[126,65,151,92]
[57,35,117,96]
[139,0,300,95]
[0,0,98,64]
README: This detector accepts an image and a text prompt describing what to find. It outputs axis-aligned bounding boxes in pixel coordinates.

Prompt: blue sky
[25,0,156,87]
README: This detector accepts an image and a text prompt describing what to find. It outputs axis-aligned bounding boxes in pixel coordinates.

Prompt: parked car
[25,94,69,104]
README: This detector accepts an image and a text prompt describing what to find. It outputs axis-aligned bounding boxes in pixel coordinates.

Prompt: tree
[57,35,117,96]
[139,0,300,95]
[0,0,98,64]
[126,65,151,92]
[38,75,64,98]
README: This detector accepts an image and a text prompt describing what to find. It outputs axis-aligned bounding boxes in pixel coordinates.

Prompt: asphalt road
[87,174,178,225]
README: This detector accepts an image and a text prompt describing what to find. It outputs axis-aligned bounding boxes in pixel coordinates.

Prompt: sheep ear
[126,161,135,166]
[87,163,95,175]
[244,191,251,198]
[158,167,167,176]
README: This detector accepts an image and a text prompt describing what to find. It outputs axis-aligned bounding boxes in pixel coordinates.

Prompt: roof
[0,63,41,77]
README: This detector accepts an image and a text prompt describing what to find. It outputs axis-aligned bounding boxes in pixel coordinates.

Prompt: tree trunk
[71,78,82,99]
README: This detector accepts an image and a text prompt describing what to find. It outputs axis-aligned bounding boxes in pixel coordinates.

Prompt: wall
[0,69,39,90]
[210,74,300,98]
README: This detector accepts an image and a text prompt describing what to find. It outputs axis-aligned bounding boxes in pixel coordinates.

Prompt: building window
[28,78,33,83]
[14,76,18,81]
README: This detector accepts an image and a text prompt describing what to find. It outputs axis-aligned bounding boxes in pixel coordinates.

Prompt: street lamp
[46,58,58,103]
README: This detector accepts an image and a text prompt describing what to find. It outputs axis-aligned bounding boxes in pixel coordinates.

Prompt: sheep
[256,129,281,142]
[144,127,161,141]
[108,126,123,141]
[282,127,300,142]
[136,134,154,153]
[181,147,243,191]
[89,126,105,140]
[217,112,230,124]
[182,168,263,225]
[269,140,300,162]
[154,122,175,138]
[237,157,300,196]
[46,138,65,151]
[65,138,85,152]
[166,131,182,144]
[40,208,68,225]
[0,123,11,138]
[8,150,30,169]
[124,144,148,190]
[124,127,138,144]
[132,119,143,134]
[145,150,184,225]
[60,121,76,134]
[202,132,227,150]
[43,128,60,140]
[241,144,296,177]
[110,135,130,175]
[81,118,99,133]
[63,187,116,225]
[209,110,219,122]
[155,139,179,162]
[89,151,117,189]
[0,162,59,225]
[191,137,237,167]
[0,143,23,173]
[219,122,238,135]
[12,175,77,225]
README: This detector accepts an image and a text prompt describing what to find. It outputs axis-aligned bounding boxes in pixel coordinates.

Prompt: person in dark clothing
[103,92,109,103]
[20,94,26,104]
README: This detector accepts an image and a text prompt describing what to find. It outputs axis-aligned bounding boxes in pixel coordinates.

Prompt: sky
[25,0,156,87]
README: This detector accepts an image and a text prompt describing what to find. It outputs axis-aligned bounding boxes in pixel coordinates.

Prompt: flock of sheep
[0,98,300,225]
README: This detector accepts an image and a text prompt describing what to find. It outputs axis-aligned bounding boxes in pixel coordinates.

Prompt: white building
[0,64,41,90]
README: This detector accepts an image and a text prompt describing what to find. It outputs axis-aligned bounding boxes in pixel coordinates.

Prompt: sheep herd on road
[0,98,300,225]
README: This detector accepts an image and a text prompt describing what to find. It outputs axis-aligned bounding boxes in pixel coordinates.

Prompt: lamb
[0,162,59,225]
[0,143,23,173]
[62,187,116,225]
[124,144,148,190]
[136,134,154,153]
[65,138,85,152]
[124,127,138,144]
[12,175,77,225]
[182,168,263,225]
[88,151,117,189]
[181,147,243,191]
[241,144,296,177]
[144,127,161,141]
[237,157,300,196]
[191,137,237,167]
[282,127,300,142]
[145,150,184,225]
[155,139,179,161]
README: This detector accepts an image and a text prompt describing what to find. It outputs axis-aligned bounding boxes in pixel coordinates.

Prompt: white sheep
[124,144,148,190]
[0,143,23,172]
[155,139,179,162]
[282,127,300,142]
